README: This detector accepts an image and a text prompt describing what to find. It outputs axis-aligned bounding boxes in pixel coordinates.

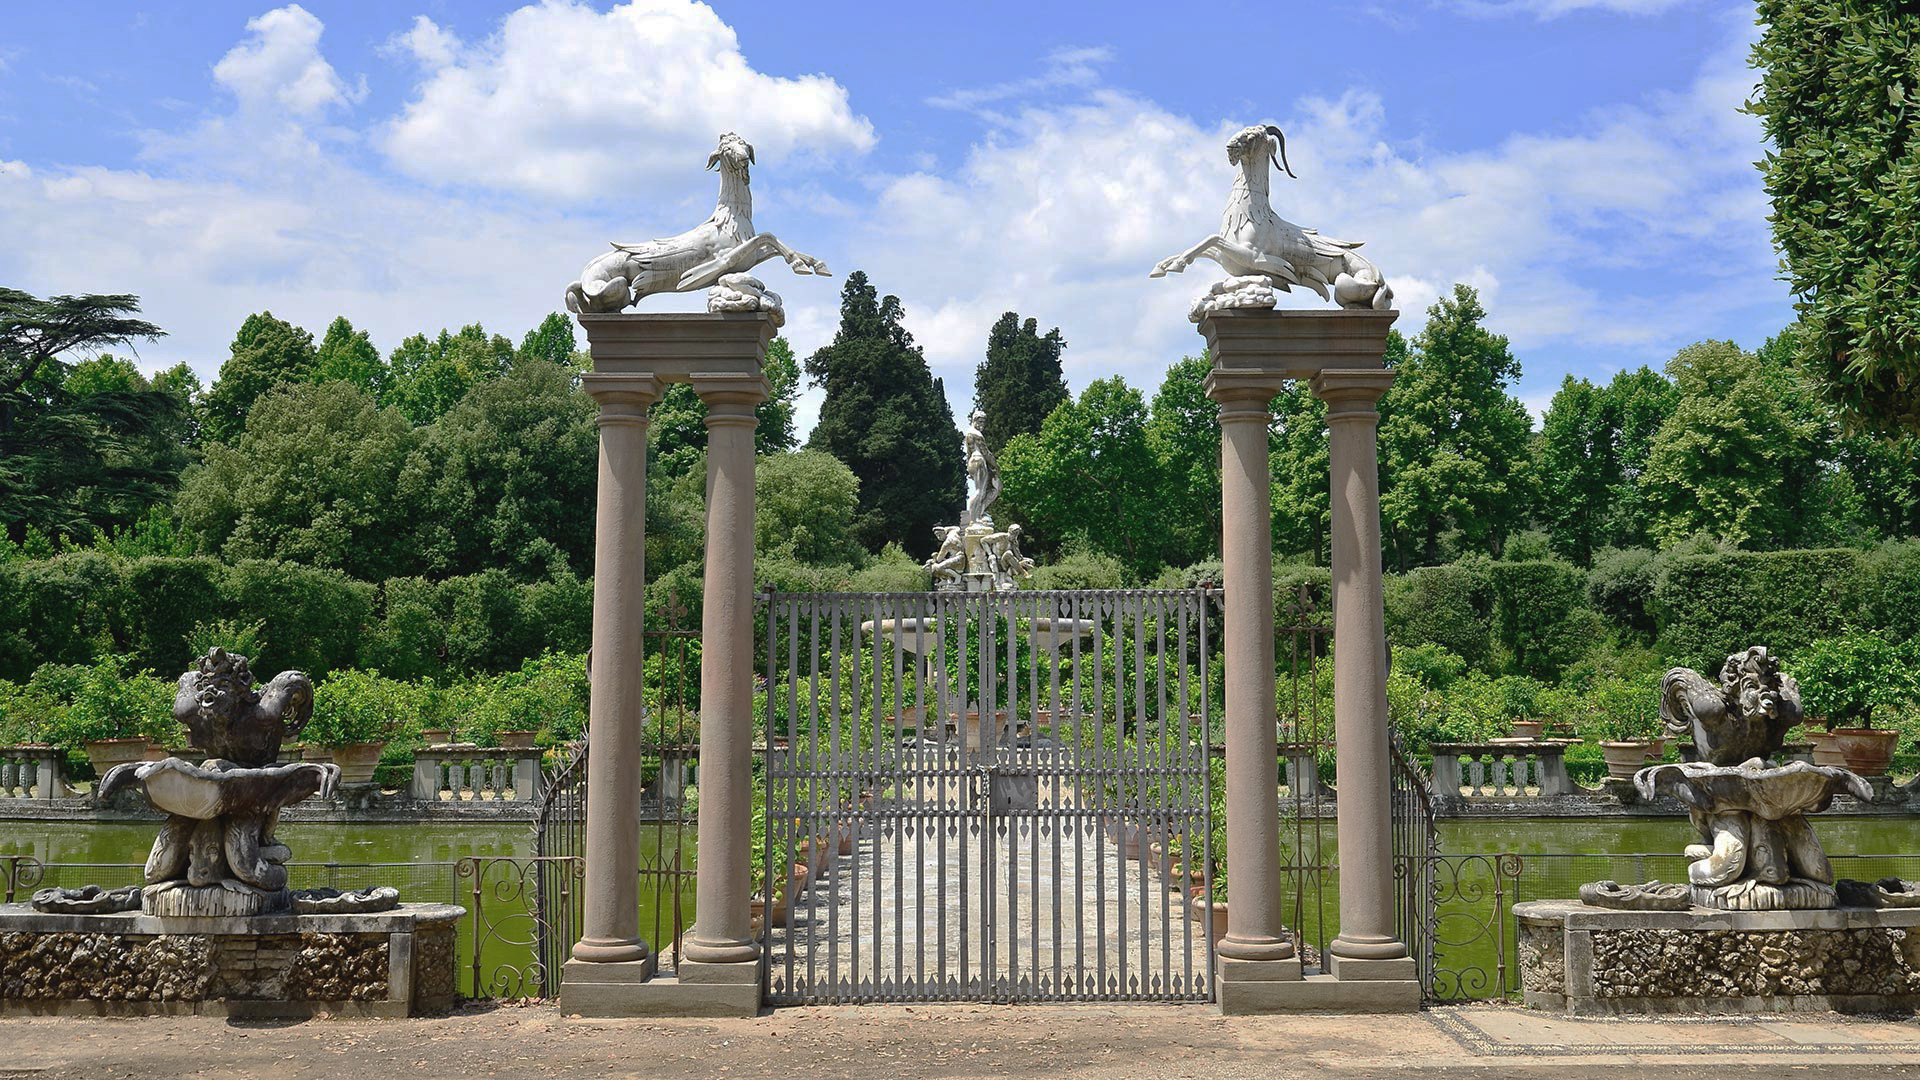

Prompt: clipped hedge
[1384,557,1493,668]
[1653,548,1860,671]
[1490,559,1601,680]
[1851,539,1920,641]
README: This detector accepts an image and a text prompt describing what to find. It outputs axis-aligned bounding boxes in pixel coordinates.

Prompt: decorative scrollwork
[456,855,583,1001]
[3,855,45,901]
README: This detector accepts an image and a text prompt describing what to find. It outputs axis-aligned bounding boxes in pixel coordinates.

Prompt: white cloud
[385,15,459,71]
[1446,0,1694,16]
[212,4,360,117]
[848,16,1773,417]
[380,1,875,200]
[927,46,1116,111]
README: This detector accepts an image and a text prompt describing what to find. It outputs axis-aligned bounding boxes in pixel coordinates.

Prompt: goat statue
[565,132,829,326]
[1151,125,1392,320]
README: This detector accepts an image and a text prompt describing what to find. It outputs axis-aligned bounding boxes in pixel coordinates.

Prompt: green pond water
[6,814,1918,1000]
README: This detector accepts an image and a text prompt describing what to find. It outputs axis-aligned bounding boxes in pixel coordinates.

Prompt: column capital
[1204,368,1288,413]
[581,373,663,425]
[689,371,771,416]
[1311,368,1397,413]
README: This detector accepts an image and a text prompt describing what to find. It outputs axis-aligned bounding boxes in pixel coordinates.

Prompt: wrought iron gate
[761,589,1218,1004]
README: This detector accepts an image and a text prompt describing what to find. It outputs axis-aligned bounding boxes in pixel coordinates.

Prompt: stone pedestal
[568,311,775,1015]
[0,902,463,1017]
[1516,900,1920,1015]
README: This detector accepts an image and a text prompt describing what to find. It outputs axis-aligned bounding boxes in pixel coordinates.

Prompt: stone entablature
[1516,899,1920,1015]
[0,902,462,1017]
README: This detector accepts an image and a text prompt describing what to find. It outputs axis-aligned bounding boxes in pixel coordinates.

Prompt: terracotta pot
[1599,741,1654,780]
[1831,729,1898,777]
[330,741,386,785]
[1643,737,1669,763]
[419,729,451,746]
[302,745,335,765]
[497,730,536,749]
[143,743,170,762]
[1187,889,1229,945]
[1806,730,1849,768]
[83,737,152,774]
[1508,720,1545,740]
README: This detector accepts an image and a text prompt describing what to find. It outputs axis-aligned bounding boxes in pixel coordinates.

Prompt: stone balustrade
[409,746,547,804]
[1429,741,1579,801]
[0,746,69,801]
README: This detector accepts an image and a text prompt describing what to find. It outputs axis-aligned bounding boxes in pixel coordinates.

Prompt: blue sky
[0,0,1790,434]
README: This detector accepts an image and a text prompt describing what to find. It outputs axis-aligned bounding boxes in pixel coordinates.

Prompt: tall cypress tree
[971,311,1068,453]
[806,272,965,558]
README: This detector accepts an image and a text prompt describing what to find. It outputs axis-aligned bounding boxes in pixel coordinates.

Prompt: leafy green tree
[1641,340,1833,549]
[175,381,423,581]
[313,316,386,398]
[1269,382,1330,564]
[1535,367,1678,564]
[0,290,179,542]
[648,336,803,479]
[971,312,1068,453]
[383,323,514,425]
[756,336,801,456]
[1146,355,1221,567]
[999,376,1165,579]
[409,360,598,578]
[1378,286,1535,568]
[1749,1,1920,433]
[755,449,862,565]
[806,272,965,558]
[517,312,578,370]
[202,312,316,444]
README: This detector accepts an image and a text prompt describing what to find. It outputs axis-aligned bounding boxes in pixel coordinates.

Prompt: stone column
[682,372,769,970]
[1202,371,1294,966]
[1313,367,1407,966]
[570,372,662,967]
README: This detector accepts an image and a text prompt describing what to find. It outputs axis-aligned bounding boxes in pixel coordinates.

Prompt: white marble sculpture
[1151,125,1392,320]
[963,409,1002,527]
[564,132,829,327]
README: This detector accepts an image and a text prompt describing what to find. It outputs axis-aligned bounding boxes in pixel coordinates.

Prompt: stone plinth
[0,902,464,1017]
[1515,899,1920,1015]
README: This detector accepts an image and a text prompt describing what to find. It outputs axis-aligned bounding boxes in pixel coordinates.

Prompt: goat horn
[747,142,756,166]
[706,150,721,171]
[1265,125,1296,179]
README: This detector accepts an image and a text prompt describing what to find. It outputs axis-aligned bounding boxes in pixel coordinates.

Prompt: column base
[559,957,762,1017]
[1215,934,1297,962]
[1327,934,1408,960]
[570,937,651,964]
[680,932,760,965]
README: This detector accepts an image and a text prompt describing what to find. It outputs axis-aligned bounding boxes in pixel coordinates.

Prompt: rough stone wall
[1590,928,1920,999]
[1,932,215,1001]
[0,931,391,1002]
[283,934,390,1001]
[415,925,456,1006]
[1517,921,1564,995]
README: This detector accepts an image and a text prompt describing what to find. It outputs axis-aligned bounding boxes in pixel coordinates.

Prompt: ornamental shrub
[1587,546,1660,644]
[307,668,413,746]
[222,559,373,678]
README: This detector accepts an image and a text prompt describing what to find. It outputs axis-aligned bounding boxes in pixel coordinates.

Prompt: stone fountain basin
[1635,759,1871,818]
[121,758,337,819]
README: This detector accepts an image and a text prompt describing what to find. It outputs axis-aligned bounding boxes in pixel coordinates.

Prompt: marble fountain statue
[0,648,461,1016]
[1516,646,1920,1014]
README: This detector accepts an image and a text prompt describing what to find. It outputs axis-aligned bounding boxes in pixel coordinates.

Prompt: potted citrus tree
[1792,634,1916,777]
[44,657,172,780]
[1583,707,1658,780]
[309,670,408,786]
